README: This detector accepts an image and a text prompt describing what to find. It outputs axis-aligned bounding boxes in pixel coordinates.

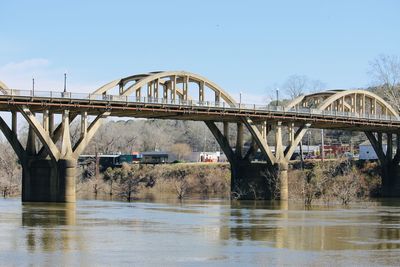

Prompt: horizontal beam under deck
[1,96,400,132]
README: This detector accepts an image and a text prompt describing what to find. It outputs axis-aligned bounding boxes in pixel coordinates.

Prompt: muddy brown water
[1,197,400,266]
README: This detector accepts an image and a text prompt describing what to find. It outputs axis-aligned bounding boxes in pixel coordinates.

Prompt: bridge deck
[1,90,399,132]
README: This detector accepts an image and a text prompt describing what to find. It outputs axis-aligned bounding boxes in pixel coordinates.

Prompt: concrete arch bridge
[0,71,399,202]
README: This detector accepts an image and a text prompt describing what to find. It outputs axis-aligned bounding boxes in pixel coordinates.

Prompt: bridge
[0,71,399,202]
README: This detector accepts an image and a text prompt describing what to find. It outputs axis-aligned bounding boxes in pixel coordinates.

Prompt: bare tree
[368,54,400,111]
[0,142,21,197]
[283,75,308,99]
[283,75,327,100]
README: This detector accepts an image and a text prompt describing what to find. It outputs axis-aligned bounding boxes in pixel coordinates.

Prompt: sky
[1,0,400,104]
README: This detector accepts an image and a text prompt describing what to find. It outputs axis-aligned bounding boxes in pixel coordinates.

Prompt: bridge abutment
[22,158,76,203]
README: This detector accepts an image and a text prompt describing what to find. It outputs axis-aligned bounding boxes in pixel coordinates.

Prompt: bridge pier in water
[366,132,400,197]
[206,120,299,200]
[0,106,109,203]
[22,158,76,202]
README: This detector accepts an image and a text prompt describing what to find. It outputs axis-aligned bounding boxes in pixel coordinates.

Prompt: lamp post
[63,72,67,93]
[276,87,279,109]
[32,77,35,95]
[239,91,242,108]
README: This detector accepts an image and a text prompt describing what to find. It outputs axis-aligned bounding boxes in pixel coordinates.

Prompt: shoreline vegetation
[76,160,380,206]
[0,156,381,206]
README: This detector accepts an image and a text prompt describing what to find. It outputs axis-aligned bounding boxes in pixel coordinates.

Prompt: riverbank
[76,160,381,205]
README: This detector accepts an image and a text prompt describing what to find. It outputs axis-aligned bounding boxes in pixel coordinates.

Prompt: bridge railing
[1,89,398,122]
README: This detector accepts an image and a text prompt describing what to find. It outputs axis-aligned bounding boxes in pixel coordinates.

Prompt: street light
[63,72,67,93]
[32,77,35,95]
[239,91,242,108]
[276,87,279,109]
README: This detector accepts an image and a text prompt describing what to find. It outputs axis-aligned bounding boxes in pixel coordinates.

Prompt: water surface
[1,198,400,266]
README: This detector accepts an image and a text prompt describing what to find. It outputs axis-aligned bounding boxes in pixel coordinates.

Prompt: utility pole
[321,129,325,162]
[299,140,304,170]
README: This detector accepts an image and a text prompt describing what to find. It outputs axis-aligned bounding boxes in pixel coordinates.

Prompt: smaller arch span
[285,89,399,118]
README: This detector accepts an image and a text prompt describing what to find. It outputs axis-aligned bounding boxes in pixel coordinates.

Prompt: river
[0,197,400,266]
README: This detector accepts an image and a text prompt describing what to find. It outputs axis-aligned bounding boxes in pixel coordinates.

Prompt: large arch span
[92,71,238,107]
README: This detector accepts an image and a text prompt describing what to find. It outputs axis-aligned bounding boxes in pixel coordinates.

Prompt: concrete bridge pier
[206,120,303,200]
[0,106,109,203]
[22,158,77,202]
[230,160,274,199]
[366,131,400,197]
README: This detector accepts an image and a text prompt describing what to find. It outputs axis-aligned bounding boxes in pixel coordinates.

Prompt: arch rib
[93,71,238,107]
[0,80,9,94]
[285,89,399,118]
[317,90,399,117]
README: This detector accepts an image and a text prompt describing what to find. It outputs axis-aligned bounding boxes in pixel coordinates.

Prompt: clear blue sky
[1,0,399,103]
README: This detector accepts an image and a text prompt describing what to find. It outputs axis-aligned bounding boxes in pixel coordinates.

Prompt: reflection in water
[1,198,400,266]
[225,200,400,251]
[22,203,78,253]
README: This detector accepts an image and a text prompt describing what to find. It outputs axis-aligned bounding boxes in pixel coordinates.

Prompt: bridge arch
[0,80,9,93]
[285,89,399,118]
[92,71,238,107]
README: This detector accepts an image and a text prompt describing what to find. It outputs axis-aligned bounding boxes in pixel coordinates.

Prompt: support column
[43,110,49,132]
[206,120,274,200]
[236,122,243,158]
[26,125,36,156]
[277,161,289,201]
[223,122,229,138]
[23,158,76,202]
[49,112,54,137]
[81,111,88,138]
[12,111,17,136]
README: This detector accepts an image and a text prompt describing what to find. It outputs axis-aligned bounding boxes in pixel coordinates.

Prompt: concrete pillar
[171,75,176,100]
[81,112,88,138]
[199,81,204,102]
[163,85,168,99]
[236,122,243,158]
[22,158,76,203]
[147,82,152,98]
[223,122,229,138]
[215,92,220,103]
[275,122,284,160]
[11,111,17,136]
[135,89,141,100]
[49,113,54,137]
[277,161,289,200]
[154,79,159,98]
[43,110,49,132]
[26,125,36,156]
[387,133,393,160]
[261,121,267,140]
